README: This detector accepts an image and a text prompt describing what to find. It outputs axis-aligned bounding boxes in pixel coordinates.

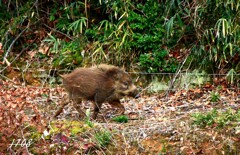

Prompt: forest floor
[0,79,240,154]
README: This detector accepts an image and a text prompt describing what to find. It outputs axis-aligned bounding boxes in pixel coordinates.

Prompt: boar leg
[109,100,125,115]
[54,100,69,118]
[92,103,103,119]
[72,101,86,118]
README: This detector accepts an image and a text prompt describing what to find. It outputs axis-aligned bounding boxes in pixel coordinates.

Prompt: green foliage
[0,1,37,50]
[85,109,94,128]
[164,0,240,72]
[43,35,85,68]
[139,49,178,73]
[226,69,239,85]
[51,1,86,33]
[128,1,165,51]
[192,109,218,128]
[209,91,220,102]
[127,1,180,72]
[95,130,112,147]
[192,109,240,128]
[80,0,134,65]
[112,115,128,123]
[68,17,87,34]
[0,0,239,75]
[0,3,11,35]
[82,0,179,68]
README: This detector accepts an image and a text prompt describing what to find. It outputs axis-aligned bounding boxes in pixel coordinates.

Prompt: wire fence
[128,72,240,76]
[2,70,239,111]
[0,68,239,95]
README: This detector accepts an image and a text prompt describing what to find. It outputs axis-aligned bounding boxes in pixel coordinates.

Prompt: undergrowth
[192,108,240,128]
[0,0,239,75]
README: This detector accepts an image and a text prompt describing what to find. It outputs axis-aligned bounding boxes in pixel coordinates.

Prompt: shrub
[192,109,240,128]
[139,49,178,73]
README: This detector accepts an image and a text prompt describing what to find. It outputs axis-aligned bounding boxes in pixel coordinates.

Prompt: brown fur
[54,64,138,119]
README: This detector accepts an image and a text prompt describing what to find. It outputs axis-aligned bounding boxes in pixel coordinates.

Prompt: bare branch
[3,28,27,63]
[43,24,73,40]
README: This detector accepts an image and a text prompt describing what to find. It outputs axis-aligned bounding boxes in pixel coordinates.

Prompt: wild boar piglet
[54,64,139,119]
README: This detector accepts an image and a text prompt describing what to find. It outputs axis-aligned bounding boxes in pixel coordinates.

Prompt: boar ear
[106,68,123,79]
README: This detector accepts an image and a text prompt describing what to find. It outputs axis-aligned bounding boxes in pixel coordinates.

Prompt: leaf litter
[0,78,240,154]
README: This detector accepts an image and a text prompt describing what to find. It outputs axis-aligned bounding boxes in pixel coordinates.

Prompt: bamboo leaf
[226,69,236,84]
[229,43,233,56]
[223,44,228,62]
[118,20,126,30]
[166,16,174,38]
[119,31,128,47]
[222,19,225,38]
[119,12,127,20]
[212,47,217,62]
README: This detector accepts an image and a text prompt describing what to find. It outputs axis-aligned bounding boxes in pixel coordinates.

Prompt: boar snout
[134,93,140,99]
[132,89,140,99]
[127,85,139,98]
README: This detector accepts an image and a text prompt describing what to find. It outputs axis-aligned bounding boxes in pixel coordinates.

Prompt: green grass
[192,109,240,128]
[112,115,128,123]
[95,130,112,147]
[210,91,220,102]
